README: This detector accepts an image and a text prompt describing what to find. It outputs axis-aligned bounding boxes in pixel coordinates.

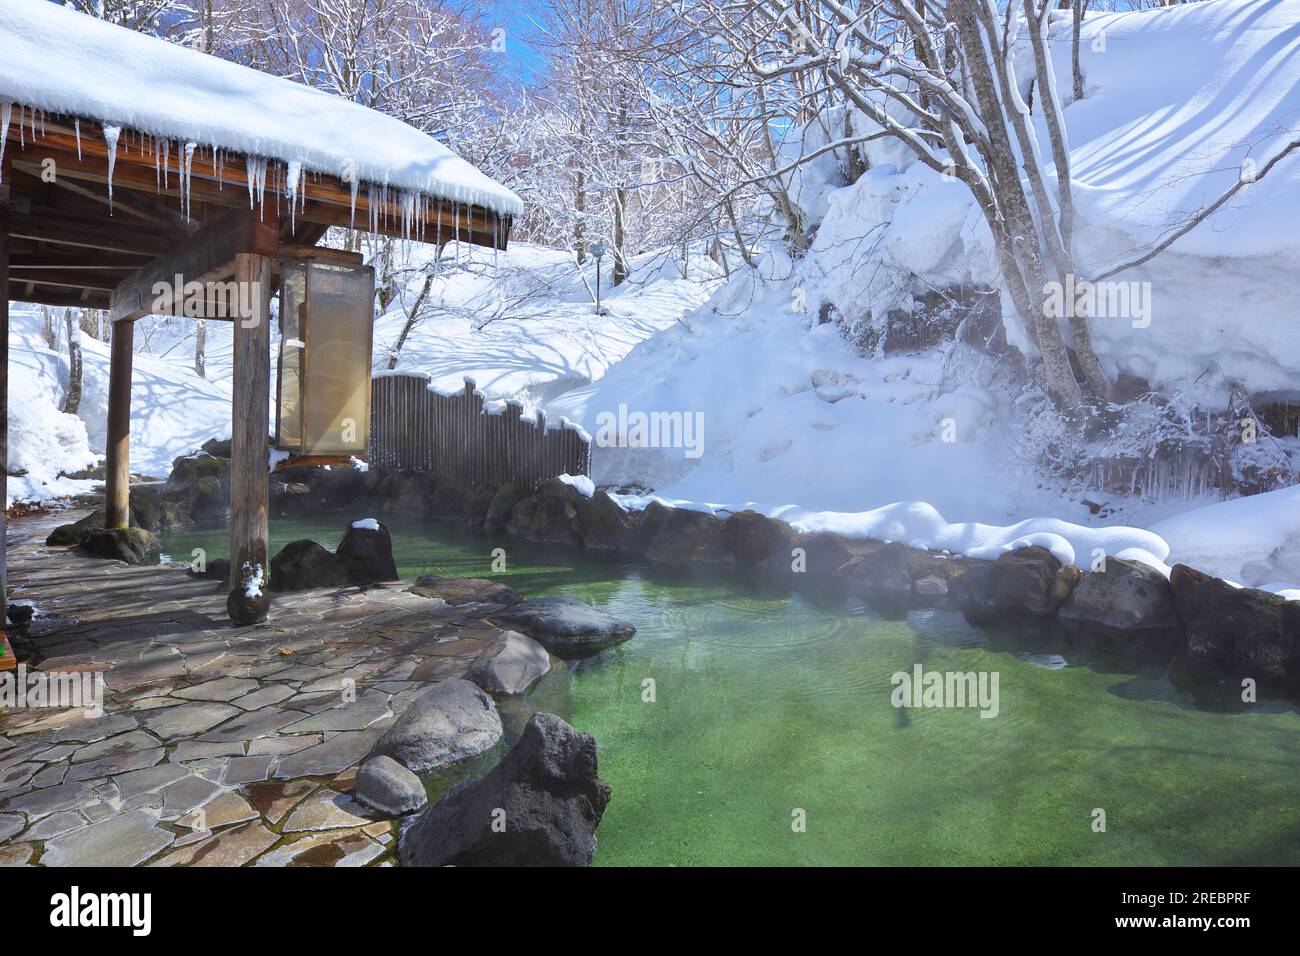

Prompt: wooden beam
[104,319,133,530]
[8,269,129,291]
[5,119,512,248]
[277,244,365,267]
[1,176,10,622]
[22,165,200,238]
[228,251,274,624]
[9,210,171,257]
[110,207,276,322]
[6,283,110,310]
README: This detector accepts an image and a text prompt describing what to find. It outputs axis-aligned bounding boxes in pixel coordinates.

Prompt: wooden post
[228,252,273,624]
[104,319,134,528]
[1,180,9,623]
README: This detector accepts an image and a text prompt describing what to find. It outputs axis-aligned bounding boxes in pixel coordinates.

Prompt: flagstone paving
[0,509,508,867]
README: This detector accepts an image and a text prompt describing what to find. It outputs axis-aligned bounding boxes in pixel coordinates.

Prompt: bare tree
[61,310,83,416]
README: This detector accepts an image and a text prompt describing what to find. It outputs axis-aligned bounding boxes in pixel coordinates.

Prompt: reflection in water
[162,516,1300,866]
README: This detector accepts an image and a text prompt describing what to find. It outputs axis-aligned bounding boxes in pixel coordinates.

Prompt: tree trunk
[388,266,436,370]
[195,319,207,378]
[61,309,83,416]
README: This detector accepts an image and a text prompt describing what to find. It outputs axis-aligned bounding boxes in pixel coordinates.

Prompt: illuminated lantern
[274,258,376,458]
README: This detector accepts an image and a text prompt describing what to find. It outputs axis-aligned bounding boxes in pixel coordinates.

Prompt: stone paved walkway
[0,508,504,867]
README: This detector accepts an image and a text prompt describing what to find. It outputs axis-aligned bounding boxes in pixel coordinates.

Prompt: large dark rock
[494,596,636,658]
[270,539,348,592]
[369,679,503,772]
[506,479,582,548]
[411,575,521,606]
[227,560,269,625]
[759,530,852,576]
[465,485,498,528]
[1169,563,1300,697]
[188,475,227,522]
[334,520,398,583]
[201,437,233,458]
[159,501,191,531]
[956,546,1062,623]
[77,527,159,565]
[316,467,369,513]
[723,510,794,564]
[836,541,914,611]
[163,451,228,503]
[428,482,470,520]
[645,507,732,564]
[187,557,230,583]
[576,491,638,552]
[128,486,162,532]
[1057,558,1179,635]
[393,477,431,517]
[484,481,530,533]
[46,509,104,546]
[399,712,611,867]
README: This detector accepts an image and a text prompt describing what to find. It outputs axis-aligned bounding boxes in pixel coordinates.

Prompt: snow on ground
[800,0,1300,396]
[4,241,712,503]
[6,304,233,502]
[370,242,717,406]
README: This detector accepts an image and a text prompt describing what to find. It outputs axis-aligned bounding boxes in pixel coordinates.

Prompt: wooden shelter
[1,3,518,624]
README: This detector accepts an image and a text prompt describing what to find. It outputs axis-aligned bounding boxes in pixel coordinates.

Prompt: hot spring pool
[161,516,1300,866]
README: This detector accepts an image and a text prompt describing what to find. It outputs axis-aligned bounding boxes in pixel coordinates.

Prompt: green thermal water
[161,516,1300,866]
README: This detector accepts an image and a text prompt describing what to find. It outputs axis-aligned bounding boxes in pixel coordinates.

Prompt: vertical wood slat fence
[369,372,592,489]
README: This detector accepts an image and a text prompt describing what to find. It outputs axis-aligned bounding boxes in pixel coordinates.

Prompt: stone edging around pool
[263,468,1297,708]
[49,460,1300,707]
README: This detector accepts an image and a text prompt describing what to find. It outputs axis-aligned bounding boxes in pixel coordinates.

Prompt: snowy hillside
[541,0,1300,592]
[5,241,715,503]
[802,0,1300,395]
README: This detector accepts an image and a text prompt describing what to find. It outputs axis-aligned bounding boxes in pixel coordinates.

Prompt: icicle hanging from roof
[0,102,11,182]
[103,124,121,209]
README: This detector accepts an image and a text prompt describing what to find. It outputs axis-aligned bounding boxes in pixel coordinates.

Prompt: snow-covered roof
[0,0,522,217]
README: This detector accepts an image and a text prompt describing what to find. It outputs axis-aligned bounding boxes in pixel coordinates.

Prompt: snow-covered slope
[543,1,1300,592]
[6,306,234,501]
[804,0,1300,395]
[5,241,712,503]
[370,243,716,406]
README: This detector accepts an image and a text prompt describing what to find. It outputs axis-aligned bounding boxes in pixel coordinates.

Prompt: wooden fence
[369,372,591,489]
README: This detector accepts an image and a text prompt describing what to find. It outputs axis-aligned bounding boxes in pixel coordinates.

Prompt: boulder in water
[270,539,348,592]
[335,520,398,583]
[466,630,551,695]
[493,596,635,658]
[368,679,503,772]
[399,712,611,867]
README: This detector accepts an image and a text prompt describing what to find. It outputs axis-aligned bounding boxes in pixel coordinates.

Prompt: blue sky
[483,0,547,84]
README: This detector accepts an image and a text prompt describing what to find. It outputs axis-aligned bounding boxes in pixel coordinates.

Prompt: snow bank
[7,306,233,499]
[6,314,99,506]
[1151,484,1300,590]
[0,0,520,215]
